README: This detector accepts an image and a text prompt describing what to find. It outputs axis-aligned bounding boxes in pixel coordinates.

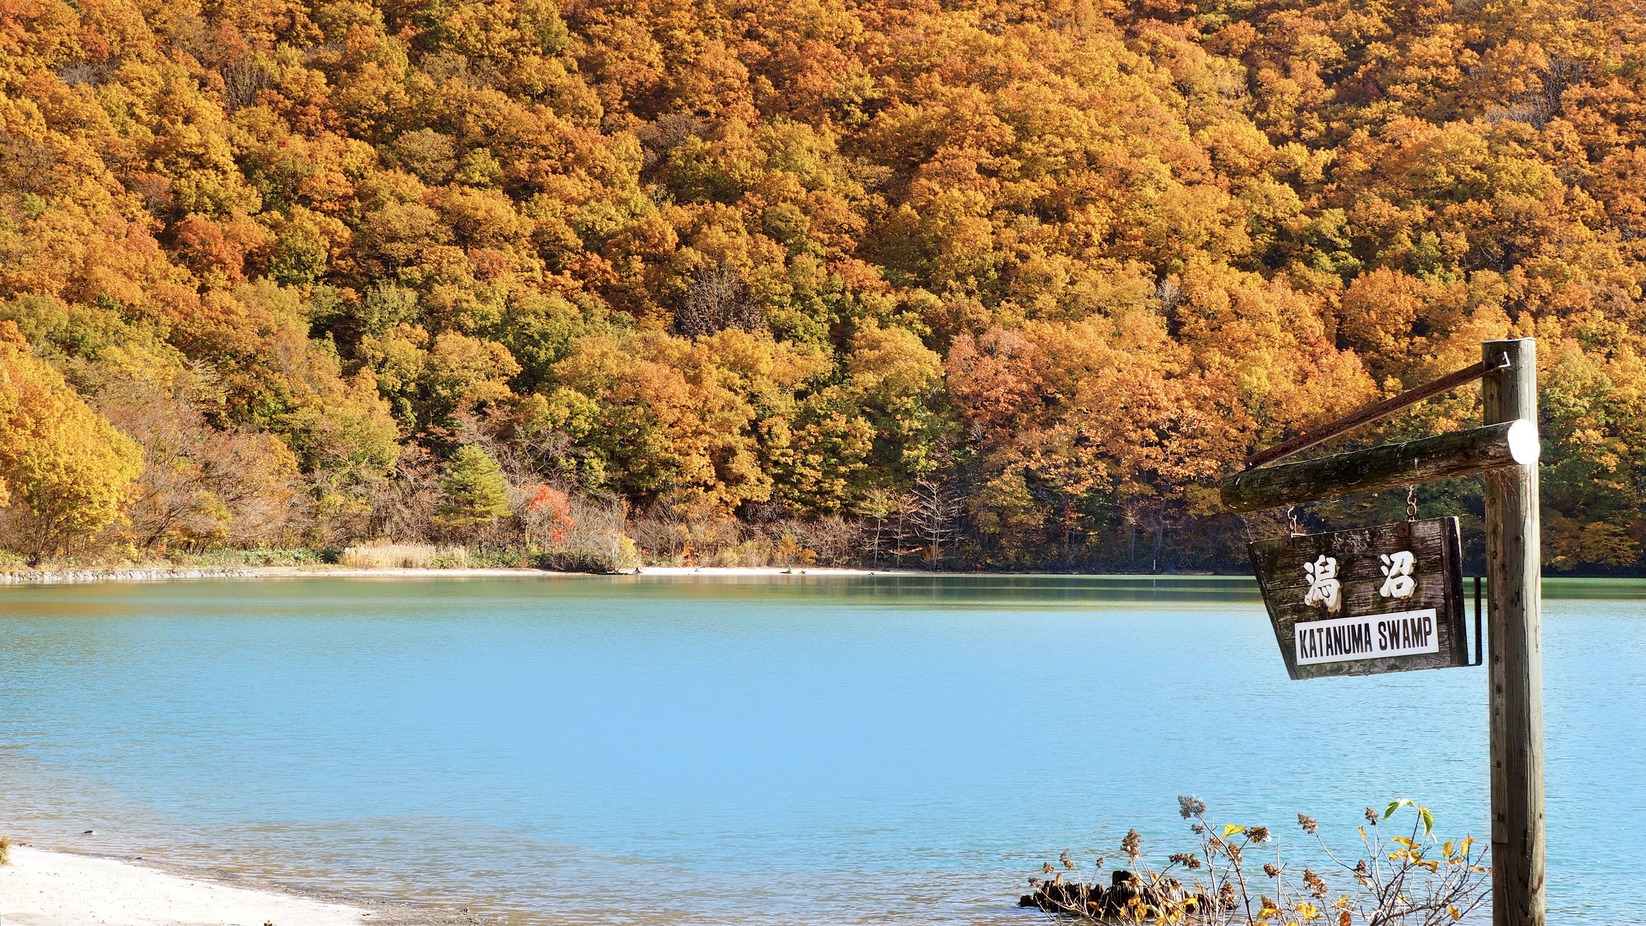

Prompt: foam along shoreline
[0,843,382,926]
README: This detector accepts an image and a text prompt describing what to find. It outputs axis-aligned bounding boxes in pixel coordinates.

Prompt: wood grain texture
[1249,518,1468,680]
[1220,420,1535,512]
[1483,339,1546,926]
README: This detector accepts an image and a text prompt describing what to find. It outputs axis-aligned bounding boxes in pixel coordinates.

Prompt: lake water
[0,575,1641,924]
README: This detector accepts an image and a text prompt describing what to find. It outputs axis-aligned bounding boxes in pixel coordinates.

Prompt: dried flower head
[1304,867,1329,898]
[1263,862,1280,878]
[1178,795,1207,819]
[1060,850,1075,870]
[1043,861,1055,874]
[1298,813,1319,835]
[1248,826,1271,843]
[1121,828,1143,860]
[1169,852,1204,870]
[1365,807,1379,825]
[1219,882,1237,905]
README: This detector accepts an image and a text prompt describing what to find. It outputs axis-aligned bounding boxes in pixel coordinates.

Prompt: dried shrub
[1024,798,1488,925]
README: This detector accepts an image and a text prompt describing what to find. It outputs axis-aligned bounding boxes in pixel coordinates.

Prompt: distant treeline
[2,0,1644,572]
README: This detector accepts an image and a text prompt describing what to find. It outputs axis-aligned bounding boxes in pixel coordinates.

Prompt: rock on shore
[0,567,254,584]
[1019,869,1210,919]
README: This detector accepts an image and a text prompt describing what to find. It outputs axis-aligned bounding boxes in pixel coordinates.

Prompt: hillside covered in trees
[2,0,1645,571]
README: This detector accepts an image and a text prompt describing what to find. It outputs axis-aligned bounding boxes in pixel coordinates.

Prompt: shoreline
[268,564,931,578]
[0,842,469,926]
[0,563,952,584]
[2,564,1639,586]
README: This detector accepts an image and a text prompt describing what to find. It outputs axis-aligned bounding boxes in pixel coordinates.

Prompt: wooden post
[1482,338,1545,926]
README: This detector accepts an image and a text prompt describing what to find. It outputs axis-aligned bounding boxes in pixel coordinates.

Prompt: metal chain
[1406,486,1419,521]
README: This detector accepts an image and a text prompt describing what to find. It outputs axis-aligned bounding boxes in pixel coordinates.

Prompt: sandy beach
[0,844,464,926]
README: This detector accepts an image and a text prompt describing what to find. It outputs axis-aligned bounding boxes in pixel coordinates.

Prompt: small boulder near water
[1019,870,1206,920]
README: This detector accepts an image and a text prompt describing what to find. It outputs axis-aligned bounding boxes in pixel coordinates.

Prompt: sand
[0,844,371,926]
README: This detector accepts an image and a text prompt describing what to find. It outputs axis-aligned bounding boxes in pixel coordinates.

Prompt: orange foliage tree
[2,0,1646,569]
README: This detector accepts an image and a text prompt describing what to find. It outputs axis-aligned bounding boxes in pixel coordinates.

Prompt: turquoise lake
[1,575,1642,923]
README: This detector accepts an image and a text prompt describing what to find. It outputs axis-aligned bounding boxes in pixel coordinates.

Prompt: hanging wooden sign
[1249,517,1469,680]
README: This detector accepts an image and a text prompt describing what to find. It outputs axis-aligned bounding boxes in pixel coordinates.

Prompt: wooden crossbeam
[1220,419,1539,512]
[1245,353,1512,469]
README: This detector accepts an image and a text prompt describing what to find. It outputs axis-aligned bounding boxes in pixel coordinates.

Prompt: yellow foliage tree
[0,323,144,555]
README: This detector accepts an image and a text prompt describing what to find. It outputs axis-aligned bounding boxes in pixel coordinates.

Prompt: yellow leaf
[1224,824,1247,837]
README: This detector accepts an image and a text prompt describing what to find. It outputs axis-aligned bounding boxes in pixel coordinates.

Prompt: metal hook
[1470,575,1485,667]
[1406,486,1419,521]
[1287,505,1301,536]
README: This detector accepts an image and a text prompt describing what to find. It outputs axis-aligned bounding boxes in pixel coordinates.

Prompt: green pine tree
[436,445,511,534]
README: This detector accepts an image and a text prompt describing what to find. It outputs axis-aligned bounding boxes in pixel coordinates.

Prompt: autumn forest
[2,0,1645,571]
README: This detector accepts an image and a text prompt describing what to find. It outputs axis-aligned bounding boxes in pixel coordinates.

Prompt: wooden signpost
[1221,338,1545,926]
